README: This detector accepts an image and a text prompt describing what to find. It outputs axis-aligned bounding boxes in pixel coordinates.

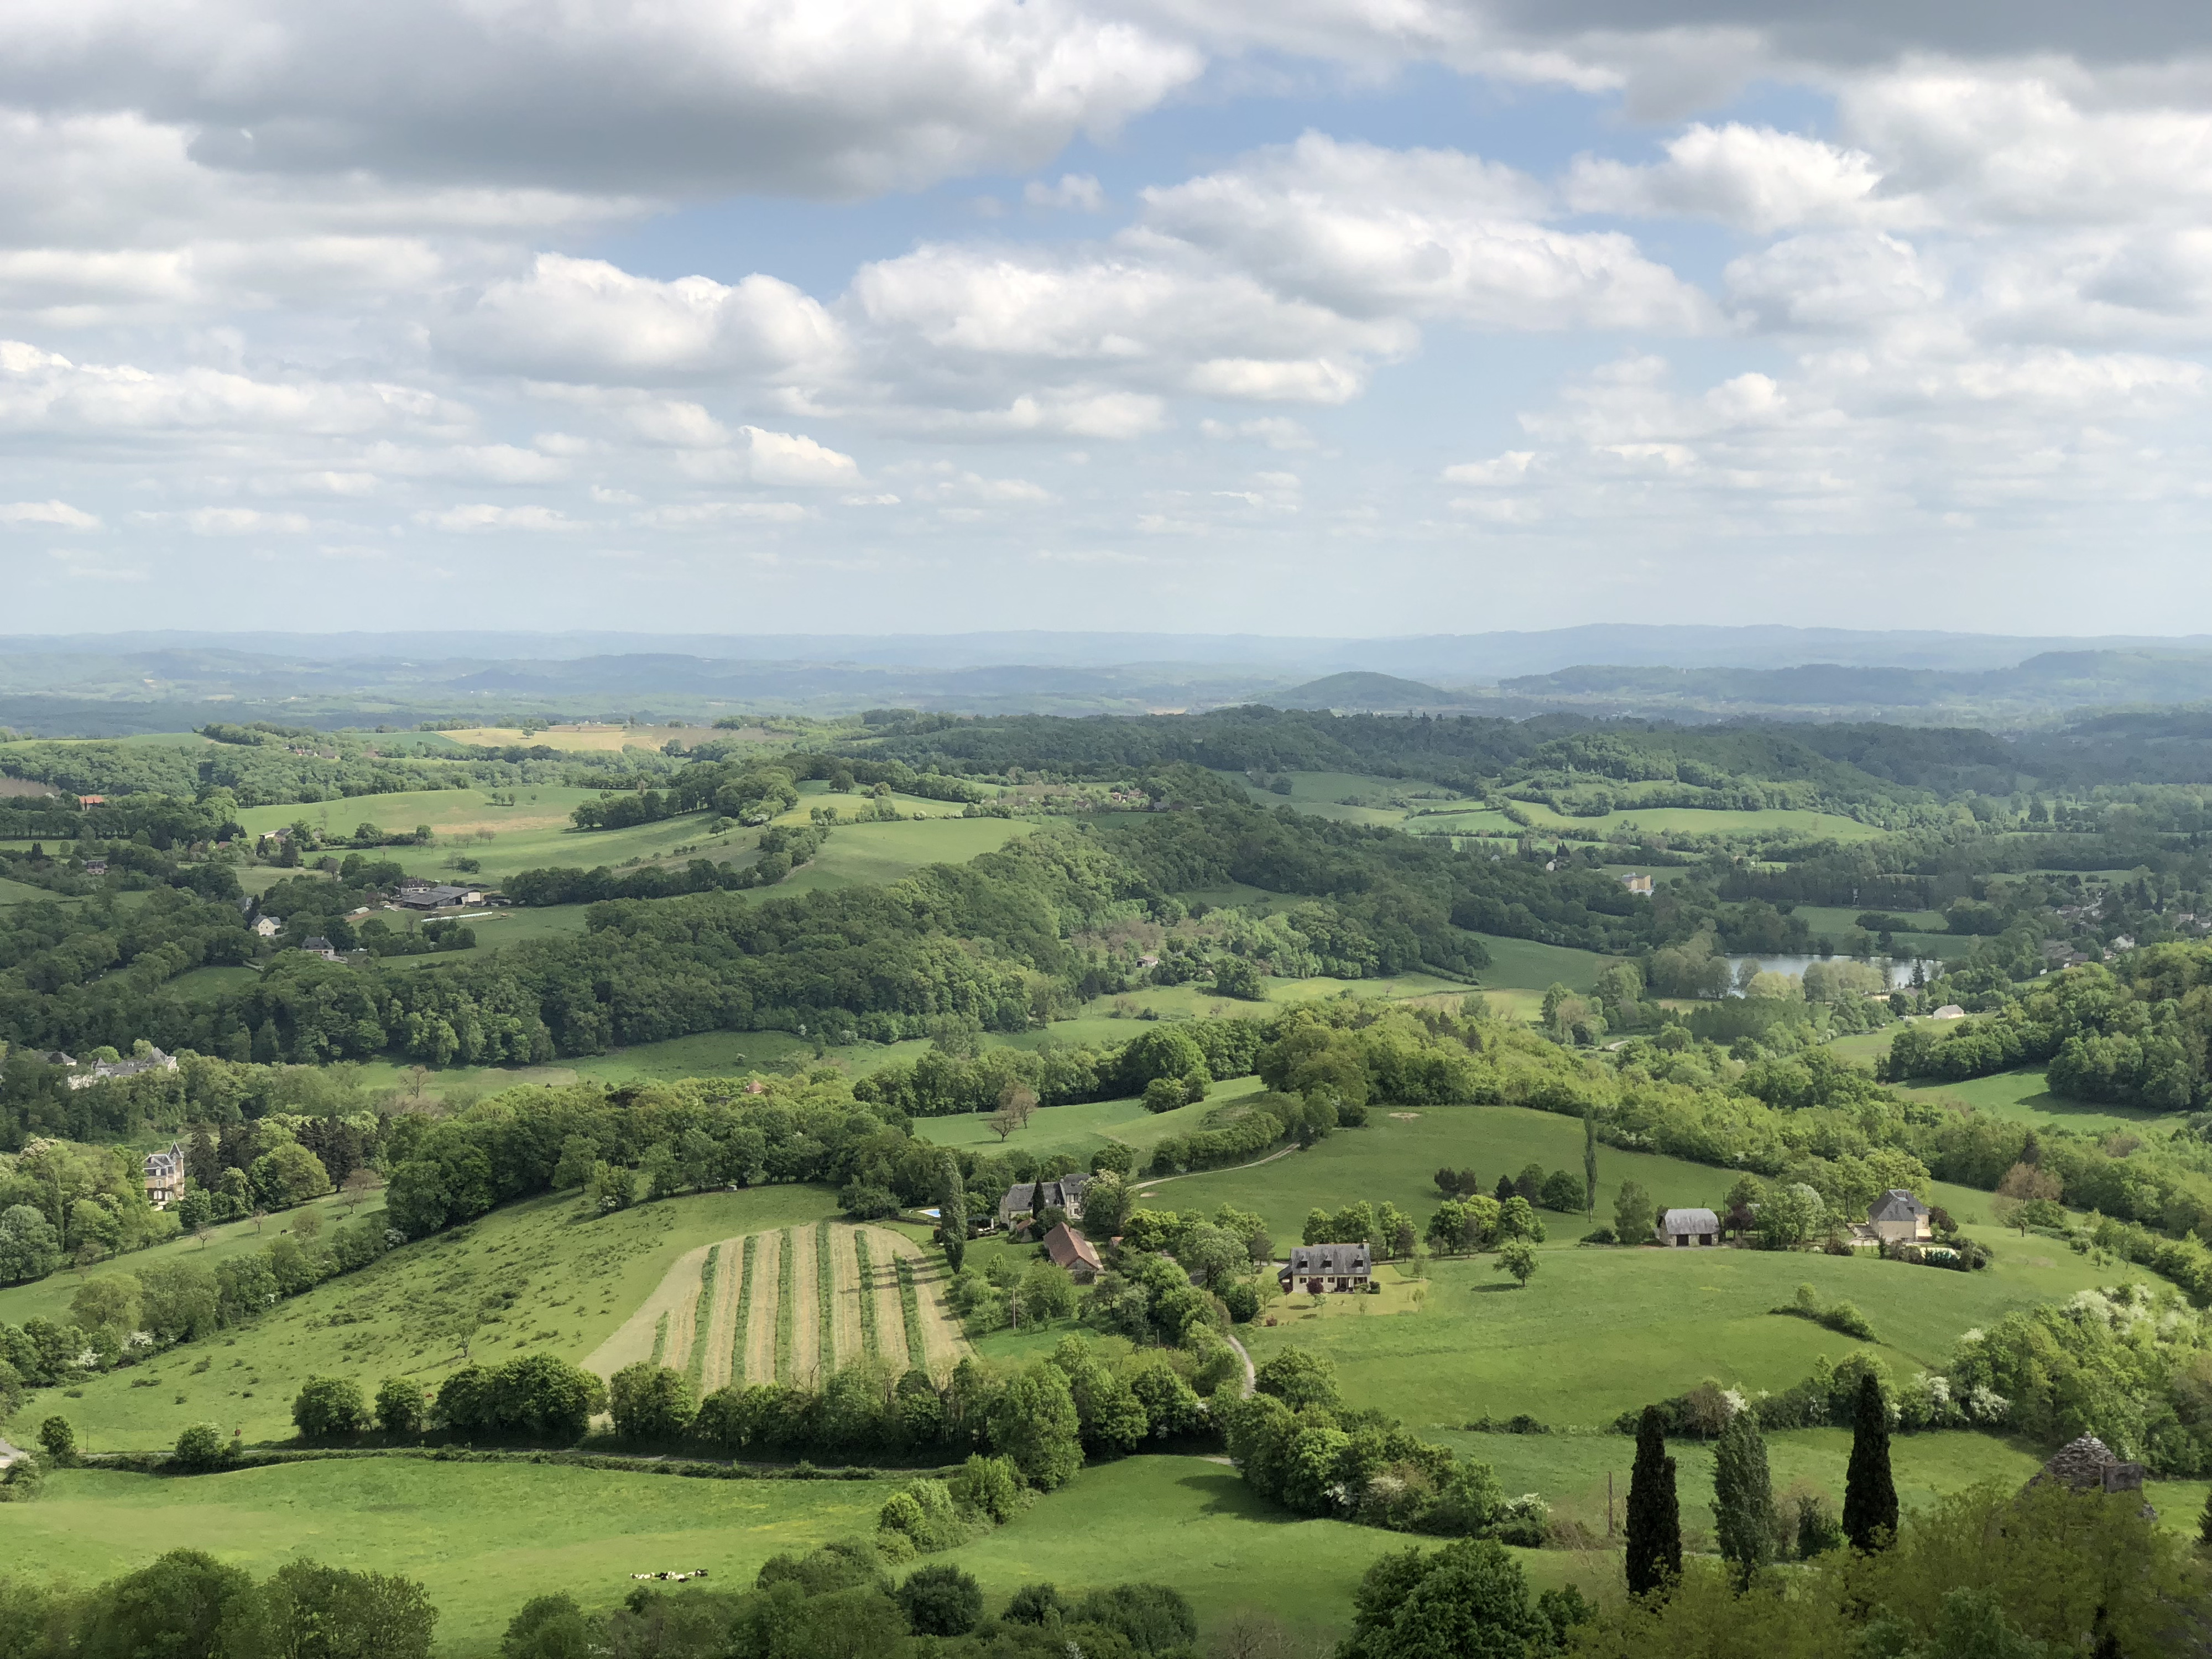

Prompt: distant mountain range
[7,628,2212,734]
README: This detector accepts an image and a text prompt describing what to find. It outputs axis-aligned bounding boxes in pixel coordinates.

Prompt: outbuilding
[1043,1223,1104,1284]
[1655,1207,1720,1248]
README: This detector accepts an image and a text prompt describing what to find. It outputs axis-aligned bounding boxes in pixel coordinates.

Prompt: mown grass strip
[853,1230,881,1360]
[685,1243,721,1390]
[775,1228,797,1383]
[731,1235,759,1384]
[894,1258,925,1366]
[815,1222,835,1369]
[649,1311,669,1367]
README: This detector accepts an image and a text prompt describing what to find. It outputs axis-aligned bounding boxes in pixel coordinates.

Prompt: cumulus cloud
[0,340,467,436]
[1141,134,1714,331]
[415,504,581,532]
[440,255,846,383]
[1566,124,1892,232]
[1025,174,1106,211]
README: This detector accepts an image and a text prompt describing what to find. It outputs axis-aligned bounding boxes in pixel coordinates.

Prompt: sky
[1,0,2208,639]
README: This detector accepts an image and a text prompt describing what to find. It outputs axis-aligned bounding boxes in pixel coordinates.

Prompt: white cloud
[0,498,98,528]
[178,507,311,535]
[416,504,581,532]
[635,500,810,527]
[0,340,467,436]
[1566,124,1893,232]
[1200,416,1317,449]
[1141,133,1715,331]
[439,255,845,384]
[1725,231,1949,332]
[1442,451,1534,486]
[0,0,1203,199]
[1025,174,1106,211]
[740,427,860,486]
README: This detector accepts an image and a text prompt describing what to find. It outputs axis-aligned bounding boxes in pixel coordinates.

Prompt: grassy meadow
[1504,801,1888,842]
[0,1186,845,1451]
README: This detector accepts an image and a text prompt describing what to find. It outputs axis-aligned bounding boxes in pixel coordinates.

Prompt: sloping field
[593,1222,964,1390]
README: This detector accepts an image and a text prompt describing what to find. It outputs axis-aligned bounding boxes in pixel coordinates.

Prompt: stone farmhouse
[997,1173,1090,1232]
[1043,1222,1104,1284]
[66,1046,180,1091]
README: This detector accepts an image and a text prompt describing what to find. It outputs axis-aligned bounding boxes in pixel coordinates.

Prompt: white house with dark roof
[1867,1188,1932,1244]
[1280,1242,1372,1293]
[1655,1207,1720,1247]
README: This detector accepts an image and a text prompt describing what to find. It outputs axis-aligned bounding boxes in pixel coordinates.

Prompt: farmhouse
[1867,1188,1932,1244]
[300,936,343,961]
[998,1173,1090,1230]
[1931,1004,1965,1020]
[251,915,281,938]
[1043,1223,1104,1284]
[82,858,108,875]
[67,1046,180,1091]
[1618,872,1653,895]
[1279,1242,1372,1293]
[142,1140,188,1209]
[1655,1207,1720,1248]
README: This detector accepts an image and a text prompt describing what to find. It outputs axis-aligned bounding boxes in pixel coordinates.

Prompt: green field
[2,1186,842,1450]
[907,1076,1270,1160]
[0,1453,1568,1657]
[1896,1067,2179,1135]
[770,818,1034,895]
[1468,934,1609,995]
[1240,1238,2112,1431]
[0,874,54,904]
[160,964,267,1000]
[1504,801,1887,842]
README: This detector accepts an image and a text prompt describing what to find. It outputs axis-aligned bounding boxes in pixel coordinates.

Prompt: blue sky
[0,2,2205,638]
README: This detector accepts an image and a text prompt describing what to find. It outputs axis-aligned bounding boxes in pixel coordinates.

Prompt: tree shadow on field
[1179,1468,1305,1524]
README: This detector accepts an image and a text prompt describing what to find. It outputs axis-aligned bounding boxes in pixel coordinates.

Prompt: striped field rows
[589,1220,966,1389]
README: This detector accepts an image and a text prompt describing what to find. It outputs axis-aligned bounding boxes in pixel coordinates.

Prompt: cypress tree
[940,1162,967,1275]
[2200,1485,2212,1548]
[1843,1374,1898,1551]
[1712,1409,1774,1587]
[1624,1406,1682,1597]
[1582,1108,1599,1219]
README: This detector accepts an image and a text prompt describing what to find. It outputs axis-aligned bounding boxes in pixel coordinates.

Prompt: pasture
[1238,1238,2112,1431]
[0,1454,1539,1657]
[1,1186,842,1450]
[908,1076,1271,1160]
[1895,1067,2178,1135]
[439,724,729,752]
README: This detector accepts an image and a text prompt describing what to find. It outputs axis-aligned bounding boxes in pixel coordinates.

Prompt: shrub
[375,1376,426,1438]
[171,1422,231,1472]
[896,1564,983,1636]
[1220,1280,1259,1323]
[36,1415,75,1466]
[607,1363,696,1443]
[292,1376,368,1442]
[1071,1584,1197,1654]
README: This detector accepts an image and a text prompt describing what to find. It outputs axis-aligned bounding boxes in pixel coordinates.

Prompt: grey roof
[1660,1208,1719,1234]
[1282,1243,1372,1276]
[999,1173,1091,1216]
[1869,1188,1929,1222]
[301,936,336,952]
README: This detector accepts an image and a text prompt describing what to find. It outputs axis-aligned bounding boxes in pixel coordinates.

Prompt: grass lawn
[0,874,55,904]
[1895,1068,2182,1136]
[156,964,266,1000]
[3,1186,842,1451]
[1239,1233,2117,1431]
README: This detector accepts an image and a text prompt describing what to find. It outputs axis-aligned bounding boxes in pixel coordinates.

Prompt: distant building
[393,882,479,909]
[76,795,105,806]
[252,915,281,938]
[2025,1436,2154,1520]
[1280,1243,1371,1293]
[1044,1223,1104,1284]
[1867,1188,1932,1245]
[1619,873,1653,896]
[1930,1004,1965,1020]
[300,936,343,961]
[999,1174,1091,1230]
[82,858,108,875]
[66,1046,180,1091]
[143,1140,188,1209]
[1656,1207,1720,1248]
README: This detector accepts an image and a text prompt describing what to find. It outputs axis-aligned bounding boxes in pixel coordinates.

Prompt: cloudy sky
[2,0,2208,638]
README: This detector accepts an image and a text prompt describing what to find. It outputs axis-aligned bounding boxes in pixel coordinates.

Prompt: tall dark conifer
[1582,1108,1599,1218]
[940,1162,967,1275]
[1625,1406,1682,1596]
[1843,1374,1898,1551]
